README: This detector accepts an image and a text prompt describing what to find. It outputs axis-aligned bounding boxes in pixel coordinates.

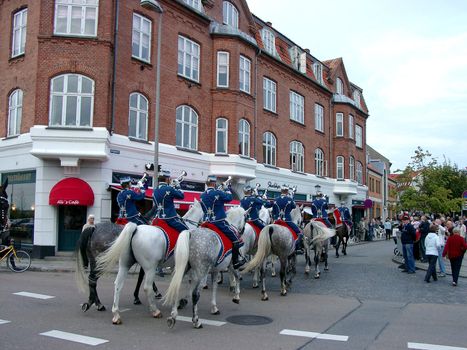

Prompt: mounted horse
[303,220,335,278]
[0,179,10,244]
[328,208,349,258]
[241,206,302,300]
[163,206,249,329]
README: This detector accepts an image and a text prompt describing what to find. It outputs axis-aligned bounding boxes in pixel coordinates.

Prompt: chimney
[266,21,272,26]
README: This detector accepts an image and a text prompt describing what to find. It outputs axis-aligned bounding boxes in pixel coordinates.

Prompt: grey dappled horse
[163,206,249,329]
[303,220,336,278]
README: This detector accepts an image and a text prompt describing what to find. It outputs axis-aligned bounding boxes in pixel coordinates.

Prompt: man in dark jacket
[400,214,416,273]
[418,215,430,262]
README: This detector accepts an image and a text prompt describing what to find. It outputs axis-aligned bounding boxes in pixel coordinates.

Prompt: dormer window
[313,62,323,84]
[223,1,238,28]
[261,28,275,55]
[353,90,361,107]
[336,77,343,94]
[182,0,202,11]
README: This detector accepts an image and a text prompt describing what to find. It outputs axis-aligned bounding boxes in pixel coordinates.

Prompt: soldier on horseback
[240,185,272,231]
[338,201,352,230]
[200,175,246,270]
[311,192,332,228]
[117,175,148,225]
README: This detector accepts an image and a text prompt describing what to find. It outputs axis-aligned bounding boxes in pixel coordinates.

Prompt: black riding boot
[232,243,246,270]
[295,236,304,255]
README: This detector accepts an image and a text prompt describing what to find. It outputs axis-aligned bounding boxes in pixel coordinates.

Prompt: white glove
[171,179,181,188]
[262,194,267,200]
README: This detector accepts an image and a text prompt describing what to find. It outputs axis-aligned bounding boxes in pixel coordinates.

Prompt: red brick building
[0,0,369,256]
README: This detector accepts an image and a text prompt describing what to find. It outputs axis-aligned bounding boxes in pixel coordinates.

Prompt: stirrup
[233,257,246,270]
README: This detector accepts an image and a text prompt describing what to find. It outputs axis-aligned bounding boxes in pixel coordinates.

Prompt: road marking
[40,330,108,346]
[13,291,55,300]
[0,319,11,325]
[280,329,348,342]
[177,315,226,327]
[120,308,131,313]
[408,342,467,350]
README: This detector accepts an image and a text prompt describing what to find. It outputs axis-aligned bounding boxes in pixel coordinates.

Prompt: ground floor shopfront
[0,127,368,257]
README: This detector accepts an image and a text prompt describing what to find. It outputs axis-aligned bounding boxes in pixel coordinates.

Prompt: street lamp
[141,0,163,187]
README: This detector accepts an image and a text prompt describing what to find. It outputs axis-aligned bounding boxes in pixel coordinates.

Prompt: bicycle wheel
[7,250,31,272]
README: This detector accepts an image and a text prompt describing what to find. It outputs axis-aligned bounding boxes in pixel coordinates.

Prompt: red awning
[49,177,94,206]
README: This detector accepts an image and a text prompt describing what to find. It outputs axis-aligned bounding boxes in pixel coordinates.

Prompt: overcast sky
[248,0,467,172]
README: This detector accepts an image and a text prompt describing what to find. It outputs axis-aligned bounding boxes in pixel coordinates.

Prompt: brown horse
[328,209,349,258]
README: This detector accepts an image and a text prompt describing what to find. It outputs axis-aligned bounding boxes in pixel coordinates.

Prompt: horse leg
[304,248,311,275]
[82,258,105,312]
[228,269,236,293]
[210,271,220,314]
[342,236,348,255]
[133,268,144,305]
[230,267,241,304]
[271,255,277,277]
[314,251,321,279]
[260,263,268,301]
[287,254,296,287]
[335,237,340,258]
[143,266,162,319]
[323,247,329,271]
[111,266,129,325]
[252,267,259,288]
[279,256,287,296]
[192,282,203,329]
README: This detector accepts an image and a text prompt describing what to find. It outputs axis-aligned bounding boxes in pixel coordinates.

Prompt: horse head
[183,198,204,228]
[226,206,248,233]
[259,206,272,225]
[290,206,302,227]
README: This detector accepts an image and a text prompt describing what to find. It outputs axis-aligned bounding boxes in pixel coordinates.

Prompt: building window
[223,1,238,28]
[314,103,324,132]
[217,51,229,88]
[356,124,363,148]
[290,91,304,124]
[132,13,151,63]
[261,28,275,55]
[336,113,344,137]
[314,148,325,176]
[313,62,323,84]
[349,114,354,139]
[290,141,304,172]
[12,8,27,58]
[349,156,355,181]
[128,93,148,141]
[54,0,99,37]
[49,74,94,127]
[239,55,251,94]
[216,118,228,154]
[176,105,198,150]
[353,90,361,107]
[336,156,344,180]
[336,77,343,94]
[182,0,202,11]
[356,161,363,185]
[8,89,23,137]
[263,77,276,113]
[262,132,276,166]
[178,35,200,82]
[238,119,250,157]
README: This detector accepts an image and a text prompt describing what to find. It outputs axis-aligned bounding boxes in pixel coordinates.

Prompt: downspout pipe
[110,0,120,135]
[254,47,262,160]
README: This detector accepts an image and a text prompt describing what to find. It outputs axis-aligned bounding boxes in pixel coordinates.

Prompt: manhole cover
[226,315,273,326]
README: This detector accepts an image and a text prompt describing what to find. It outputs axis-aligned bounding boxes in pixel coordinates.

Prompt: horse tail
[163,229,190,306]
[96,222,137,275]
[242,225,272,273]
[75,226,93,294]
[311,222,336,244]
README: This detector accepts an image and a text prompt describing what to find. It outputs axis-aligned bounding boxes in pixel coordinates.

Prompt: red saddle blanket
[247,221,262,241]
[151,218,180,260]
[274,219,298,241]
[200,222,232,266]
[115,217,128,225]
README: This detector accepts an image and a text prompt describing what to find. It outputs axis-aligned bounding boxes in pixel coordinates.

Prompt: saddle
[151,218,181,260]
[200,222,233,266]
[274,219,298,242]
[247,220,262,241]
[115,217,129,225]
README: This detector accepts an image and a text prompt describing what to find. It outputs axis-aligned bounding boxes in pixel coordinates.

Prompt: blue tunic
[117,188,146,220]
[312,197,331,227]
[272,194,301,236]
[338,205,352,226]
[153,183,188,232]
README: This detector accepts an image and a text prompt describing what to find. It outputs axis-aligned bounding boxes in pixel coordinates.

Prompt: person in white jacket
[435,219,447,277]
[424,224,441,283]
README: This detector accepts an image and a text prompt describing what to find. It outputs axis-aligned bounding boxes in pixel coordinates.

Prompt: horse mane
[290,206,302,225]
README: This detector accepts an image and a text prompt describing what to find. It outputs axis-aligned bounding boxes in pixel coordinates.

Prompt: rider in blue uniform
[117,176,147,225]
[337,201,352,229]
[240,185,271,231]
[152,169,188,233]
[311,192,332,228]
[200,175,245,269]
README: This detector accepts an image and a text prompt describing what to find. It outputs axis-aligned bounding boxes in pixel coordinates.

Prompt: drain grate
[226,315,273,326]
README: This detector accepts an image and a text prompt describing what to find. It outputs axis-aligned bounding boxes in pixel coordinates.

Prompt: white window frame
[12,8,27,58]
[336,113,344,137]
[349,114,354,139]
[314,148,325,176]
[313,62,323,84]
[290,91,304,124]
[261,28,275,55]
[182,0,202,11]
[336,77,343,94]
[238,119,250,157]
[8,89,23,137]
[353,90,361,107]
[336,156,344,180]
[290,141,304,172]
[216,51,229,88]
[49,74,94,128]
[176,105,198,150]
[314,103,324,132]
[223,1,239,28]
[132,13,151,63]
[356,124,363,148]
[356,161,363,185]
[178,35,200,82]
[349,156,355,181]
[263,77,276,113]
[216,117,228,154]
[263,132,276,166]
[128,92,148,141]
[239,55,251,94]
[54,0,99,37]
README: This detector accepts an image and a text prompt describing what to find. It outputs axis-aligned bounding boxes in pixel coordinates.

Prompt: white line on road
[40,330,108,346]
[13,291,55,300]
[280,329,349,342]
[120,308,131,313]
[0,319,11,325]
[177,315,226,327]
[408,342,467,350]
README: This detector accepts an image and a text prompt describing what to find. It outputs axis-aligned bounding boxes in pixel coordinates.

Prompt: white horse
[303,220,336,278]
[95,200,204,325]
[163,206,249,329]
[241,206,302,300]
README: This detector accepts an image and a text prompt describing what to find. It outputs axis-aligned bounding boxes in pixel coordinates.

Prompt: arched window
[349,156,355,181]
[50,74,94,127]
[223,1,238,28]
[262,132,276,166]
[261,28,275,55]
[128,92,148,141]
[238,119,250,157]
[8,89,23,136]
[356,161,363,185]
[314,148,325,176]
[336,77,343,94]
[290,141,304,172]
[336,156,344,180]
[176,105,198,150]
[216,117,228,154]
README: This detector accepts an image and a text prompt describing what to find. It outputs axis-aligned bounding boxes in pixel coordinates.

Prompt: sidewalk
[392,254,467,278]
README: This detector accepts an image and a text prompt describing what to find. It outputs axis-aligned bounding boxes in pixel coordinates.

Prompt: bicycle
[0,239,31,272]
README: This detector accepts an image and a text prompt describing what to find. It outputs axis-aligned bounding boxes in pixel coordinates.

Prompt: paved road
[1,240,466,350]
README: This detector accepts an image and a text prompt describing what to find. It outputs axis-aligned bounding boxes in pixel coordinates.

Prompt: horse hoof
[178,299,188,310]
[194,323,203,329]
[203,285,208,290]
[212,309,221,315]
[134,298,142,305]
[252,284,259,289]
[314,275,320,279]
[112,317,122,325]
[155,292,162,300]
[271,272,276,277]
[305,270,309,275]
[280,291,287,296]
[324,267,329,271]
[97,305,106,312]
[153,310,163,319]
[167,317,176,329]
[261,294,269,301]
[81,303,91,312]
[232,298,240,304]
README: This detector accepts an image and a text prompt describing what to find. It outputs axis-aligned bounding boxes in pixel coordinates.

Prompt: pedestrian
[82,214,95,232]
[424,224,440,283]
[442,226,467,286]
[418,215,430,263]
[400,214,416,274]
[435,218,447,277]
[384,218,392,241]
